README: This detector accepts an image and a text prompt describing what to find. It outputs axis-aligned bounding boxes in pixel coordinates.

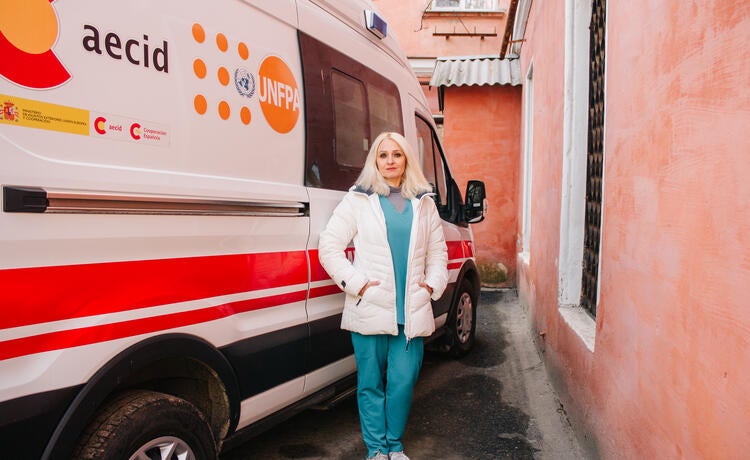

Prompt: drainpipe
[500,0,520,59]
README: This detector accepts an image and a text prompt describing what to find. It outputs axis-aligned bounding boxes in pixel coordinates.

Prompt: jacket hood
[350,185,374,195]
[349,185,434,200]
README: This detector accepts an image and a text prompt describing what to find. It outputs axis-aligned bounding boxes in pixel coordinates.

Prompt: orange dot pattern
[193,59,206,79]
[216,33,228,52]
[218,101,230,120]
[238,42,249,61]
[191,23,252,125]
[217,66,229,86]
[192,23,205,43]
[194,95,207,114]
[240,106,251,125]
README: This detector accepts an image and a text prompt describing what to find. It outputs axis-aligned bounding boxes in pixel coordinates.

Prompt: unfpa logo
[0,0,71,89]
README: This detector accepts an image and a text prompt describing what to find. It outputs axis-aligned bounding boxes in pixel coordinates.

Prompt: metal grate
[581,0,606,317]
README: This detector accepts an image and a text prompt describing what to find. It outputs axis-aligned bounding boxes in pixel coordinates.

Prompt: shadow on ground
[221,290,541,459]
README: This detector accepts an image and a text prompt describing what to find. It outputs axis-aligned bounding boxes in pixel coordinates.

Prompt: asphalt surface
[220,290,588,460]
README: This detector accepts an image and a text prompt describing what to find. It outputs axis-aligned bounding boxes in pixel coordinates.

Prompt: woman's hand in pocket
[418,281,434,297]
[358,280,381,297]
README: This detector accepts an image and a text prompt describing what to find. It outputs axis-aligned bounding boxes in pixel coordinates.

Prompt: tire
[73,390,217,460]
[445,278,477,357]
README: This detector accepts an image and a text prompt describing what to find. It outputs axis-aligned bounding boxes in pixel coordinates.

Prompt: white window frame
[430,0,500,12]
[557,0,597,352]
[520,61,534,263]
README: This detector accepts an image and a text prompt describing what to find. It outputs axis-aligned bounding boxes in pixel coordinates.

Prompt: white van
[0,1,486,458]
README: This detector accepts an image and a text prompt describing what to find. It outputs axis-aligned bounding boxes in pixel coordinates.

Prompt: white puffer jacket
[318,187,448,339]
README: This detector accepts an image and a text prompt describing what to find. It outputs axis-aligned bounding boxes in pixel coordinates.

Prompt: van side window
[368,84,402,142]
[300,32,403,191]
[416,115,448,207]
[332,71,369,168]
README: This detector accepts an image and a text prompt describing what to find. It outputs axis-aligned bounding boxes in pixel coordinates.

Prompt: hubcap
[129,436,195,460]
[455,292,473,344]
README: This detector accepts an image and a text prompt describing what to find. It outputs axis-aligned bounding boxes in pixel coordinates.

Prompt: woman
[318,132,448,460]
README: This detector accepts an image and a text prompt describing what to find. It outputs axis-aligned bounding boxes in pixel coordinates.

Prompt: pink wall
[517,0,750,458]
[374,0,508,57]
[420,82,441,115]
[444,85,521,285]
[375,0,518,284]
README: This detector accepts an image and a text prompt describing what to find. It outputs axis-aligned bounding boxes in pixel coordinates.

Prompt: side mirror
[464,180,486,223]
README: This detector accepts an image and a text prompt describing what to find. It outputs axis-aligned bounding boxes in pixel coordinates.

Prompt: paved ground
[221,290,589,460]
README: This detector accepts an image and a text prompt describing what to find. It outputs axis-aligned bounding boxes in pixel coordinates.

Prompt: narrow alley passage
[221,290,589,459]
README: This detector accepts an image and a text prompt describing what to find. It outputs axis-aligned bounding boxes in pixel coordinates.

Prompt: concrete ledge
[558,304,596,352]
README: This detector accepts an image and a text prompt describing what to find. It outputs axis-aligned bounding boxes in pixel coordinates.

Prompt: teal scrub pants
[351,326,424,457]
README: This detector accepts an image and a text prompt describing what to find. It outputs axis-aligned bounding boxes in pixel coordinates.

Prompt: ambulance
[0,1,487,458]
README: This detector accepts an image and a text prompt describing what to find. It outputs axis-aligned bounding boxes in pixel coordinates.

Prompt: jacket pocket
[361,282,388,307]
[412,285,431,307]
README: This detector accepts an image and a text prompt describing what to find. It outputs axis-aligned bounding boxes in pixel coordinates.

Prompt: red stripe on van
[308,249,332,282]
[309,242,471,282]
[0,241,472,360]
[447,241,464,260]
[309,284,344,298]
[463,240,474,257]
[0,251,308,330]
[0,289,310,361]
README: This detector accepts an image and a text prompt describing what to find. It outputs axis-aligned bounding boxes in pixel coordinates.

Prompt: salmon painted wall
[376,0,519,283]
[374,0,508,57]
[517,0,750,458]
[420,83,441,115]
[443,85,521,286]
[514,2,574,444]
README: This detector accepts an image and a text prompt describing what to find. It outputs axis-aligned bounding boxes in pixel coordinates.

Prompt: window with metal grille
[430,0,499,11]
[581,0,605,317]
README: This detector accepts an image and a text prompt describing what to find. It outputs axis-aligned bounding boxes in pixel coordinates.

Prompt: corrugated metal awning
[429,55,522,88]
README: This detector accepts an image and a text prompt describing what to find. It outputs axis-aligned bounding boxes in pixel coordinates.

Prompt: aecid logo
[94,116,139,138]
[93,116,124,136]
[94,117,107,134]
[0,0,71,89]
[129,123,142,140]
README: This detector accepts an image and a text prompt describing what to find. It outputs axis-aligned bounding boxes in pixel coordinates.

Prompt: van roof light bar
[365,10,387,40]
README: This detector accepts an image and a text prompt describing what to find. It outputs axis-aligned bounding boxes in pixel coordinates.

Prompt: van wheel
[446,279,477,357]
[73,390,217,460]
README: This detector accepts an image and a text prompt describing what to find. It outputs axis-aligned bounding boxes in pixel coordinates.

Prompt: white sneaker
[367,453,389,460]
[389,452,410,460]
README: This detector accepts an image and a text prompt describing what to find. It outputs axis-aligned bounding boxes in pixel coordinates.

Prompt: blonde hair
[355,132,433,199]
